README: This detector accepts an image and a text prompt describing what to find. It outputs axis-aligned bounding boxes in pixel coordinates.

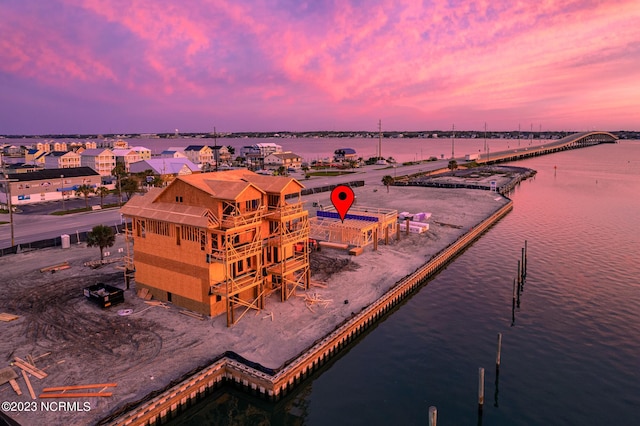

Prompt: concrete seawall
[105,199,513,426]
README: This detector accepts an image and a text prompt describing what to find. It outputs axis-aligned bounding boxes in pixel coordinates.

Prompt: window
[175,196,183,203]
[246,199,260,211]
[176,225,181,245]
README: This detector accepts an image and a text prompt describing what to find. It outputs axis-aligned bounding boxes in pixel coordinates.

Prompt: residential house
[333,148,358,162]
[183,145,214,166]
[264,152,303,170]
[131,146,152,160]
[112,149,142,172]
[161,149,188,159]
[25,149,48,166]
[120,170,310,326]
[44,151,81,169]
[129,158,200,185]
[79,148,116,176]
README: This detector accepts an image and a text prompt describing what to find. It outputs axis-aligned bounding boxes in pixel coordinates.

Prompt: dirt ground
[0,184,510,426]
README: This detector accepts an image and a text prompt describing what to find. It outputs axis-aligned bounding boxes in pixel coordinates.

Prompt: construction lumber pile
[83,257,124,268]
[39,261,70,273]
[302,292,333,313]
[137,287,153,301]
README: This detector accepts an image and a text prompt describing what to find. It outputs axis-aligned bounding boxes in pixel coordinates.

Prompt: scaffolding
[209,202,266,326]
[264,196,310,302]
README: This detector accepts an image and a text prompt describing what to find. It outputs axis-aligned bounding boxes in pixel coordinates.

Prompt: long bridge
[476,131,618,164]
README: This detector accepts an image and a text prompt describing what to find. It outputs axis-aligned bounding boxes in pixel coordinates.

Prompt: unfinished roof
[175,172,265,200]
[241,174,304,194]
[121,188,217,228]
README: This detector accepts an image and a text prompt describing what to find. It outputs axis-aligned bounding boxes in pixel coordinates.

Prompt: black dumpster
[83,283,124,308]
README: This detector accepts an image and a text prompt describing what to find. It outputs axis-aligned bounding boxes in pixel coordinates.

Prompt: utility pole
[378,119,382,161]
[2,174,17,247]
[214,126,219,172]
[60,174,66,211]
[451,124,455,159]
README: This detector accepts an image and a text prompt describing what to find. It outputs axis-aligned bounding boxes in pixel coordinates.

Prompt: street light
[60,175,65,211]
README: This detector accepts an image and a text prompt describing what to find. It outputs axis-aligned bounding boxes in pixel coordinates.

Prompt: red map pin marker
[330,185,355,222]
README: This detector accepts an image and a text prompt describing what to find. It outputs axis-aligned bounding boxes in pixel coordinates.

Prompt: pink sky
[1,0,639,134]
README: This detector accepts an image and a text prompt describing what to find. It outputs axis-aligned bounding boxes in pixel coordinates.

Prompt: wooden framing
[120,170,310,327]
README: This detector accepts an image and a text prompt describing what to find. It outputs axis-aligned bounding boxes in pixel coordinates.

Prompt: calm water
[3,135,546,164]
[166,140,640,425]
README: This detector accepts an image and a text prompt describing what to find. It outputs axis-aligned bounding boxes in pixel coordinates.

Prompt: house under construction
[310,205,398,248]
[121,170,310,326]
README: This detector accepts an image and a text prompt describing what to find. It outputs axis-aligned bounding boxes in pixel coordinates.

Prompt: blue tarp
[317,210,379,222]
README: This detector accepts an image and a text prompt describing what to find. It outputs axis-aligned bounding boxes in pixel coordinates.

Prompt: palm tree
[86,225,116,261]
[75,184,94,209]
[382,175,394,193]
[448,159,458,172]
[95,186,110,208]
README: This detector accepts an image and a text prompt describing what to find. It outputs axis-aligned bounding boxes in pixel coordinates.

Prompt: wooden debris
[39,383,116,398]
[9,379,21,396]
[310,280,327,288]
[0,367,18,386]
[33,352,52,362]
[0,313,20,322]
[303,292,333,310]
[39,392,113,398]
[39,261,70,273]
[179,310,205,320]
[13,357,47,379]
[262,312,274,321]
[348,247,364,256]
[21,369,36,400]
[26,354,35,367]
[43,383,117,392]
[137,288,153,300]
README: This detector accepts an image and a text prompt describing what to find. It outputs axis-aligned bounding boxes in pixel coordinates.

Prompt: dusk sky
[2,0,639,135]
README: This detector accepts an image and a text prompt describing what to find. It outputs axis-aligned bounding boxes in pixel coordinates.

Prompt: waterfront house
[264,152,303,170]
[333,148,357,162]
[120,169,310,326]
[183,145,214,166]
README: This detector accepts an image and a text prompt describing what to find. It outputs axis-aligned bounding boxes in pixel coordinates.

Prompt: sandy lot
[0,184,509,426]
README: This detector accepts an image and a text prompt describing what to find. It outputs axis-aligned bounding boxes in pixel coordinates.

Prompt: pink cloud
[1,0,639,133]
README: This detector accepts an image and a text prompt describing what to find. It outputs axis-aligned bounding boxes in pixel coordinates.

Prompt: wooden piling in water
[517,260,521,287]
[496,333,502,370]
[511,278,516,325]
[428,406,437,426]
[521,247,525,282]
[524,240,528,277]
[478,367,485,408]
